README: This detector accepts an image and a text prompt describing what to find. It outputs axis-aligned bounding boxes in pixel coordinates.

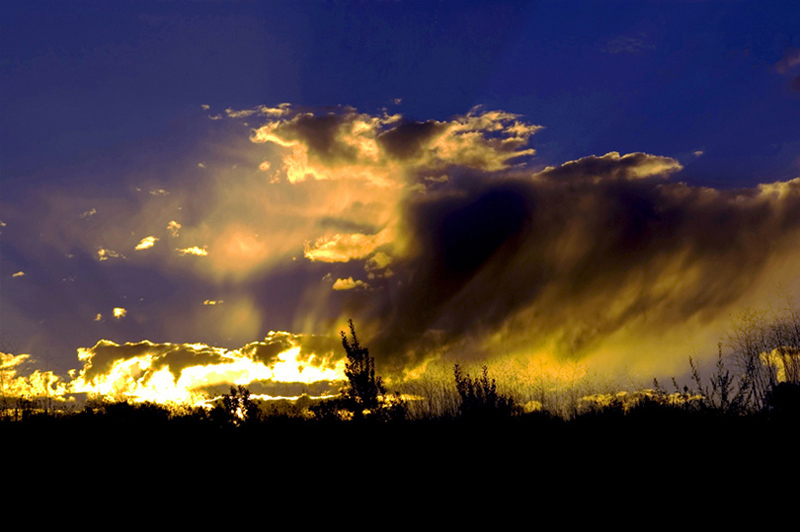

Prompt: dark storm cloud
[363,154,800,368]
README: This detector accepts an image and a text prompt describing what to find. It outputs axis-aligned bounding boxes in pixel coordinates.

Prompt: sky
[2,0,800,404]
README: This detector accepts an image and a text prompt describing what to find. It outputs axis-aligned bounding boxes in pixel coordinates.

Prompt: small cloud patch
[167,220,181,237]
[177,246,208,256]
[135,236,158,250]
[97,248,124,261]
[332,277,370,291]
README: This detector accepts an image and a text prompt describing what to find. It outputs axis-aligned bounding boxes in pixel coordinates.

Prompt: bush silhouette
[453,364,518,420]
[212,385,259,427]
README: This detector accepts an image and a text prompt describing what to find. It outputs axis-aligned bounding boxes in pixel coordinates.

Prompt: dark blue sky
[3,1,799,189]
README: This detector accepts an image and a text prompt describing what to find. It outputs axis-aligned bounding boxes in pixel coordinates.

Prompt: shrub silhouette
[453,364,518,419]
[212,385,259,427]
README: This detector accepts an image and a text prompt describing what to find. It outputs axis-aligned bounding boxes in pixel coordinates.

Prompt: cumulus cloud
[135,236,158,250]
[247,104,541,185]
[113,307,127,319]
[332,277,370,291]
[1,351,68,400]
[68,334,346,404]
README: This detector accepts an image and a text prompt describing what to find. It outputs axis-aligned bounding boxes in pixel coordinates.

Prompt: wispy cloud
[176,246,208,256]
[97,248,124,261]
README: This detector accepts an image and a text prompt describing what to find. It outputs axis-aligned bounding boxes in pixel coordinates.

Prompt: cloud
[225,104,291,119]
[113,307,127,319]
[97,248,124,261]
[12,271,25,278]
[176,246,208,256]
[167,220,181,237]
[247,104,541,185]
[537,151,683,182]
[135,236,158,250]
[67,334,346,404]
[1,351,68,400]
[332,277,370,291]
[774,47,800,75]
[359,157,800,375]
[304,232,389,263]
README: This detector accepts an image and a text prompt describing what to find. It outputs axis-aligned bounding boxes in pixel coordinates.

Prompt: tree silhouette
[340,320,386,419]
[214,385,259,426]
[311,320,405,421]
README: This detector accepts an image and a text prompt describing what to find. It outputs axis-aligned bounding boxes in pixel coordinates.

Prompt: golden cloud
[135,236,158,250]
[332,277,370,291]
[247,104,541,186]
[304,232,390,263]
[167,220,181,237]
[176,246,208,256]
[67,334,346,405]
[97,248,124,261]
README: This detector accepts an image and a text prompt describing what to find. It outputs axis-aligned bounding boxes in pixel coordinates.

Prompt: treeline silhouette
[3,308,799,475]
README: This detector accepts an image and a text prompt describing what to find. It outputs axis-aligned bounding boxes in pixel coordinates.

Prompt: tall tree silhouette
[341,320,386,419]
